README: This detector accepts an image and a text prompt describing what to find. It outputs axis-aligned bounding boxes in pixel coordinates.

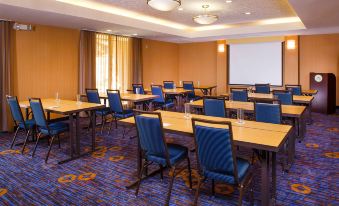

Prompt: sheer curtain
[95,33,133,93]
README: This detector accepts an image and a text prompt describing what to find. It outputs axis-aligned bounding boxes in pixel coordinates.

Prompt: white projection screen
[228,41,283,86]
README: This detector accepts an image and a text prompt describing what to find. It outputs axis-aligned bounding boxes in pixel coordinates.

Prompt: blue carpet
[0,112,338,205]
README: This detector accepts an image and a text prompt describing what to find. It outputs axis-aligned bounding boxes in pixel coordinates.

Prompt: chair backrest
[86,88,101,104]
[132,84,145,94]
[285,84,302,96]
[107,89,124,113]
[255,84,270,94]
[273,90,293,105]
[151,85,165,103]
[29,98,48,129]
[254,101,282,124]
[163,81,174,89]
[203,96,227,118]
[134,110,171,166]
[230,88,248,102]
[192,118,239,184]
[6,95,25,126]
[183,81,195,98]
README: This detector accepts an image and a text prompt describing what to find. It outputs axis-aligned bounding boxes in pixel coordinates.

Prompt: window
[95,33,133,93]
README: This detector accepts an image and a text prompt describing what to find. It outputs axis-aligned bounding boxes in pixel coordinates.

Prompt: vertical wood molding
[216,40,227,95]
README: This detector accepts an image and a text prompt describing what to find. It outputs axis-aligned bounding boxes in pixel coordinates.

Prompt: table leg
[76,113,80,155]
[91,110,96,152]
[272,152,277,205]
[260,150,270,206]
[307,102,313,125]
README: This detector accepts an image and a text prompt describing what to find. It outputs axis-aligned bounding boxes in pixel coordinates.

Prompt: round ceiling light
[147,0,181,11]
[193,5,218,25]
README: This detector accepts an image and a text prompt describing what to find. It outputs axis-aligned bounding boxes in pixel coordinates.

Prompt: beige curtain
[132,38,143,84]
[0,21,14,132]
[79,30,96,95]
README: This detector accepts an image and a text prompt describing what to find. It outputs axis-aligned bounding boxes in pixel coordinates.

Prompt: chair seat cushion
[203,158,250,184]
[96,107,111,116]
[40,122,69,136]
[19,119,35,129]
[147,143,188,167]
[115,110,134,119]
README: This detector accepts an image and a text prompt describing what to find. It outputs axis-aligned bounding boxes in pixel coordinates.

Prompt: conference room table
[19,99,105,164]
[250,88,318,96]
[81,93,159,110]
[177,85,217,95]
[189,99,307,170]
[121,110,292,206]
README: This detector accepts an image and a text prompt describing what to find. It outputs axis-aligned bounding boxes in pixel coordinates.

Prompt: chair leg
[115,116,118,129]
[212,179,215,196]
[57,135,61,149]
[21,129,31,154]
[187,156,192,189]
[45,135,55,163]
[100,115,105,134]
[159,164,164,180]
[32,133,42,157]
[193,177,203,206]
[87,113,92,133]
[10,127,20,149]
[238,185,245,206]
[135,160,146,196]
[165,167,176,206]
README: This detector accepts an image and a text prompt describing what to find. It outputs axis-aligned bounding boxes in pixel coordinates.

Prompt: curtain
[95,33,134,93]
[79,30,96,95]
[132,38,143,84]
[0,21,14,132]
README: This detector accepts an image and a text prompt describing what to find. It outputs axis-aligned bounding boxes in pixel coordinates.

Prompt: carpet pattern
[0,112,338,206]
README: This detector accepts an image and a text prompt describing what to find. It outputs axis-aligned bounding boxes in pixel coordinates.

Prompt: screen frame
[227,41,285,87]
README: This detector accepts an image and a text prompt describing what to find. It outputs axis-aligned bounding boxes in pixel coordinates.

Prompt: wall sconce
[286,39,296,50]
[218,44,225,53]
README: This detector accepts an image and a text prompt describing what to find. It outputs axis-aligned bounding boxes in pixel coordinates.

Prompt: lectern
[310,73,336,114]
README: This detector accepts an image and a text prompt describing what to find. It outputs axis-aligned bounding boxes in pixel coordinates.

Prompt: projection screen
[228,41,283,86]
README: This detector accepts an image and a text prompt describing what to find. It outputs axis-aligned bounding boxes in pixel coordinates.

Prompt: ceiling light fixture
[245,12,251,15]
[106,29,112,32]
[147,0,181,11]
[226,0,232,3]
[178,7,183,11]
[132,33,138,36]
[193,5,218,25]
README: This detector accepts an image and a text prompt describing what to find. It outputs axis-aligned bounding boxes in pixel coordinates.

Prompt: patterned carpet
[0,111,338,206]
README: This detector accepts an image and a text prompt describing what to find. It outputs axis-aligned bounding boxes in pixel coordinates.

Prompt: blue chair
[255,84,270,94]
[107,89,133,132]
[285,84,302,96]
[134,111,192,205]
[254,100,282,124]
[203,96,227,117]
[163,81,174,89]
[6,95,36,153]
[29,98,69,163]
[86,88,111,133]
[132,84,145,94]
[183,81,201,101]
[230,88,248,102]
[191,118,253,205]
[273,90,293,105]
[151,85,175,110]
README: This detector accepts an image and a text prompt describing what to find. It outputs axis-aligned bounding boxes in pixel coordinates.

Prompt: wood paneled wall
[13,25,80,101]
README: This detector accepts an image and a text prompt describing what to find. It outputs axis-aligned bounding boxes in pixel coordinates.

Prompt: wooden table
[121,110,292,206]
[189,99,306,170]
[251,88,318,96]
[19,99,105,164]
[178,85,217,95]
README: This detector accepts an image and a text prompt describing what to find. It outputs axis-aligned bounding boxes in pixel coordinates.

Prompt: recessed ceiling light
[106,29,112,32]
[132,33,138,36]
[226,0,232,3]
[178,7,183,11]
[245,12,251,15]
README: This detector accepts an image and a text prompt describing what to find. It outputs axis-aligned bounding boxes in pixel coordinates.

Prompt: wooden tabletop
[189,100,306,118]
[126,88,191,95]
[120,110,292,152]
[221,93,314,104]
[302,89,318,95]
[81,93,158,103]
[19,99,105,115]
[177,85,217,90]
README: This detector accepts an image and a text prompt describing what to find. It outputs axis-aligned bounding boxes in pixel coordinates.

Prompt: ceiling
[0,0,339,43]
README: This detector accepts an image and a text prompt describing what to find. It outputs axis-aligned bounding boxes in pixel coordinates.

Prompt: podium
[310,73,336,114]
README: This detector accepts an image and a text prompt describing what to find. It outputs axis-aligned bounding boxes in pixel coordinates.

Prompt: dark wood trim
[298,35,301,85]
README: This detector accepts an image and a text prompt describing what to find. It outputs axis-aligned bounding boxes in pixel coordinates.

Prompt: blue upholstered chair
[285,84,302,96]
[273,90,293,105]
[255,84,270,94]
[151,85,175,110]
[203,96,227,118]
[191,118,253,205]
[230,88,248,102]
[134,111,192,205]
[86,88,111,134]
[29,98,69,163]
[6,95,36,153]
[107,89,133,132]
[163,81,174,89]
[254,101,282,124]
[183,81,201,101]
[132,84,145,94]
